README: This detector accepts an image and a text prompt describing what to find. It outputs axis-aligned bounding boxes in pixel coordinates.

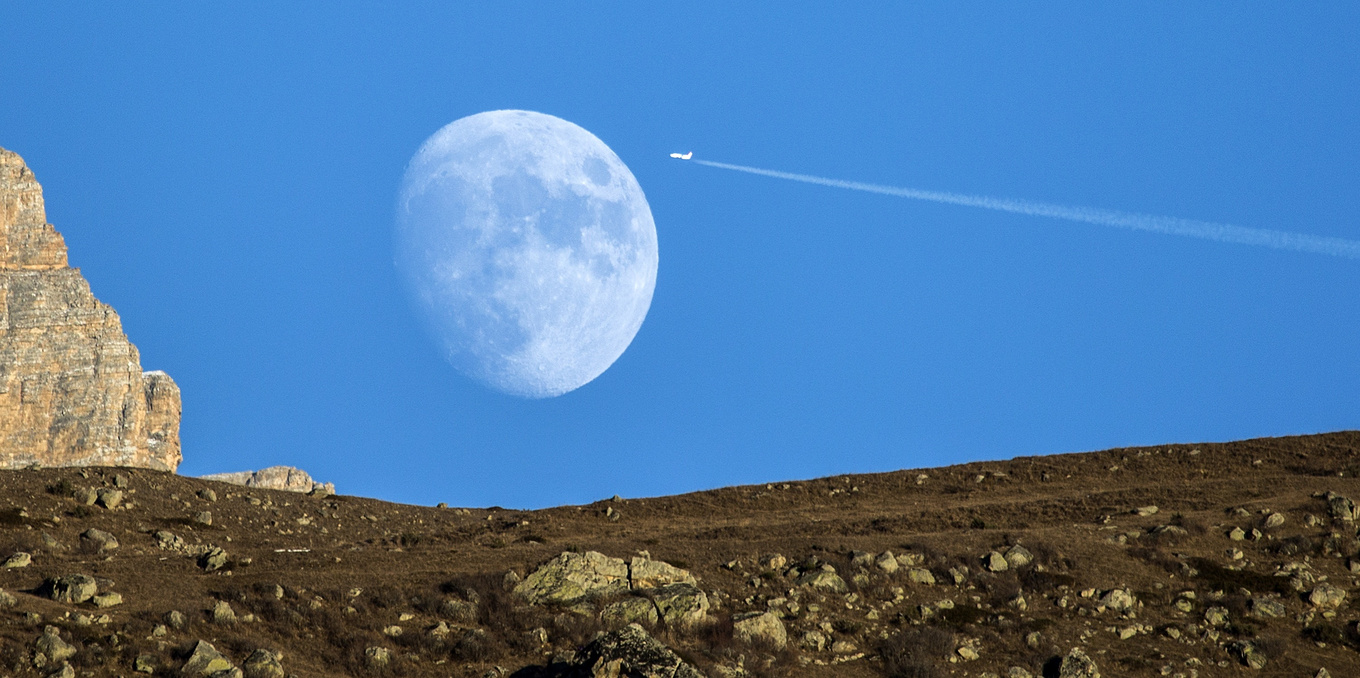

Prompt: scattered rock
[629,555,697,589]
[134,654,157,674]
[1263,512,1285,528]
[91,592,122,608]
[199,547,229,572]
[796,567,848,593]
[602,597,660,627]
[364,647,391,668]
[1004,545,1034,568]
[201,466,335,495]
[79,528,118,552]
[45,574,97,604]
[74,488,98,506]
[984,551,1009,572]
[652,583,710,627]
[1099,588,1136,613]
[1327,492,1358,522]
[1228,526,1246,540]
[1133,505,1159,516]
[192,511,213,526]
[957,645,980,660]
[571,623,704,678]
[166,610,188,630]
[1309,583,1347,609]
[1231,641,1267,669]
[439,597,478,623]
[1058,647,1100,678]
[758,553,786,571]
[383,625,403,637]
[1249,597,1286,619]
[800,630,827,651]
[514,551,629,605]
[733,610,787,649]
[3,551,32,568]
[95,488,123,509]
[212,600,237,624]
[35,626,76,662]
[906,568,936,585]
[0,588,16,607]
[874,550,899,573]
[46,663,74,678]
[197,488,217,502]
[1204,606,1229,627]
[834,639,860,655]
[181,640,235,676]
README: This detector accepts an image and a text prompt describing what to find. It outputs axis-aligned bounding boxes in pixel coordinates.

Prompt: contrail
[690,158,1360,260]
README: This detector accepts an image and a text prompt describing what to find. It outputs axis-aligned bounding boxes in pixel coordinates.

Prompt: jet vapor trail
[691,159,1360,260]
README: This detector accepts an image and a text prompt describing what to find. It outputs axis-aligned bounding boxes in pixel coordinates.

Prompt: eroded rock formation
[200,465,335,494]
[0,147,180,470]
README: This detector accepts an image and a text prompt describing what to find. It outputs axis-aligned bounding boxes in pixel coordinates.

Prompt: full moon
[395,110,659,398]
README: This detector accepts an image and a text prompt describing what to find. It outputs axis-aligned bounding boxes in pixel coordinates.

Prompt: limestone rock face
[200,466,336,494]
[0,147,181,471]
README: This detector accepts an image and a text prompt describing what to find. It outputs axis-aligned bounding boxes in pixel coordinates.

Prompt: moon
[394,110,659,398]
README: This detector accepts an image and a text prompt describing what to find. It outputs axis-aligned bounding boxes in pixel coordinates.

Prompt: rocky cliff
[0,147,181,471]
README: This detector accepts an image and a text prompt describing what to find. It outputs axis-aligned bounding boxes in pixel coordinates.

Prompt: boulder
[3,551,31,568]
[796,566,848,593]
[199,547,229,572]
[1004,545,1034,568]
[1310,583,1347,609]
[571,623,704,678]
[91,592,122,608]
[35,626,76,662]
[363,647,390,668]
[629,555,696,589]
[45,574,97,604]
[1231,641,1267,670]
[200,466,335,495]
[602,597,659,627]
[1058,647,1100,678]
[984,551,1008,572]
[733,611,787,649]
[906,568,936,585]
[874,551,899,573]
[1099,588,1136,613]
[1327,492,1358,522]
[79,528,119,552]
[515,551,629,605]
[1249,597,1286,619]
[95,488,123,509]
[652,583,710,628]
[0,147,181,472]
[181,640,234,676]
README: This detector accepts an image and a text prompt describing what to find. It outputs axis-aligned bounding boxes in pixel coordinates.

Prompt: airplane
[668,152,693,160]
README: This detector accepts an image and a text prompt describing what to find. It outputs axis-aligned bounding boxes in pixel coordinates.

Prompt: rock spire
[0,146,181,470]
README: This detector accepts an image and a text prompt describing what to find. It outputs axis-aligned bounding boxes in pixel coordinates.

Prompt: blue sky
[3,4,1357,508]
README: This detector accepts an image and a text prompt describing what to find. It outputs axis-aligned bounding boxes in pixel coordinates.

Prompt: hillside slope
[2,431,1359,677]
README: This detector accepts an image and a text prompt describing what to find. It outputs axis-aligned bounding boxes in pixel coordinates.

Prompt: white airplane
[668,152,693,160]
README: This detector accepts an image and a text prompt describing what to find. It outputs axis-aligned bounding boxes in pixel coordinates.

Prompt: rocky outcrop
[0,147,181,471]
[200,466,335,494]
[568,624,705,678]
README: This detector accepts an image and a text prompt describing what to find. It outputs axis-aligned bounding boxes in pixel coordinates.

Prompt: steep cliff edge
[0,147,181,471]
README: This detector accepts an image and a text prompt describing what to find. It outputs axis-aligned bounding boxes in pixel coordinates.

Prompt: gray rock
[1310,583,1347,609]
[199,547,229,572]
[134,654,157,673]
[197,488,217,502]
[984,551,1009,572]
[1204,606,1229,626]
[1099,588,1136,613]
[166,610,188,630]
[79,528,118,552]
[1249,597,1286,619]
[1231,641,1267,670]
[796,567,848,593]
[181,640,234,675]
[629,555,697,589]
[602,597,659,627]
[3,551,31,568]
[364,647,391,668]
[733,610,787,649]
[35,626,76,662]
[652,583,710,628]
[200,466,335,495]
[91,592,122,608]
[874,550,899,573]
[850,550,874,568]
[0,588,16,607]
[212,600,237,625]
[1004,545,1034,568]
[1058,647,1099,678]
[192,511,213,526]
[46,662,74,678]
[906,567,936,585]
[571,623,704,678]
[514,551,629,605]
[45,574,97,604]
[439,597,478,623]
[1327,492,1358,522]
[242,650,283,678]
[74,488,98,506]
[95,488,123,509]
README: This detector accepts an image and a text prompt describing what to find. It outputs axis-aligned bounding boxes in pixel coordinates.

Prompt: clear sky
[3,4,1357,508]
